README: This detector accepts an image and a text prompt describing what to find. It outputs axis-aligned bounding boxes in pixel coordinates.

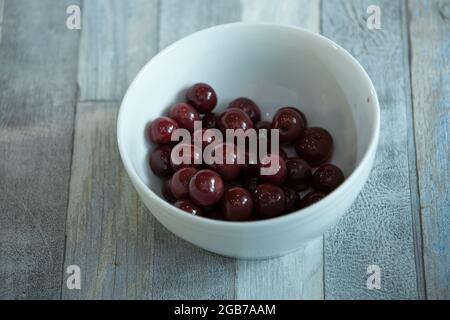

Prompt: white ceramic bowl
[117,23,380,259]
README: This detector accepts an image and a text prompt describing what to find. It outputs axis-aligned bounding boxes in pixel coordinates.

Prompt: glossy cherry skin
[170,143,202,171]
[208,143,241,181]
[253,184,286,219]
[285,107,308,128]
[228,97,261,123]
[299,191,326,209]
[149,116,179,144]
[221,187,254,221]
[258,154,287,186]
[192,128,216,150]
[149,145,173,177]
[186,83,217,113]
[295,127,333,166]
[255,121,272,132]
[168,103,200,132]
[284,187,300,214]
[171,167,198,200]
[174,200,203,216]
[218,108,254,132]
[285,158,312,191]
[312,164,344,193]
[202,112,218,129]
[244,176,260,194]
[162,179,177,203]
[189,169,225,207]
[272,107,305,144]
[271,147,288,161]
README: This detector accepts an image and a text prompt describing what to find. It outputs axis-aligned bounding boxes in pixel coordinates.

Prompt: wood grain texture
[0,0,4,44]
[236,0,323,300]
[151,0,241,300]
[0,0,80,299]
[78,0,158,101]
[408,0,450,299]
[158,0,241,49]
[236,237,323,300]
[322,0,422,299]
[240,0,319,31]
[62,102,154,299]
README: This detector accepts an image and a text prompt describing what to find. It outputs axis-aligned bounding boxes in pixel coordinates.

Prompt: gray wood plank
[322,0,422,299]
[0,0,4,44]
[158,0,241,49]
[62,102,154,299]
[78,0,158,101]
[0,0,80,299]
[408,0,450,300]
[151,0,241,300]
[240,0,319,31]
[236,0,323,300]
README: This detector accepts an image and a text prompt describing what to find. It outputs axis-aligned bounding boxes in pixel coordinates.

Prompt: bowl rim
[117,22,381,230]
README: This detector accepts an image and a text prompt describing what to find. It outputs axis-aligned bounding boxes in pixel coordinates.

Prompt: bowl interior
[119,24,377,199]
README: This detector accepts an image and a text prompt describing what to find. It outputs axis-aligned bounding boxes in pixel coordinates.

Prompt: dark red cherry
[228,97,261,123]
[149,116,179,144]
[272,107,305,144]
[186,83,217,113]
[312,164,345,193]
[171,167,198,200]
[299,191,326,209]
[295,127,333,166]
[256,121,272,132]
[253,184,286,219]
[218,108,254,132]
[168,103,200,132]
[189,169,225,207]
[272,147,288,161]
[149,145,173,177]
[285,107,308,127]
[208,143,241,181]
[202,112,218,129]
[170,143,202,171]
[258,154,287,186]
[174,200,202,216]
[284,187,300,214]
[244,176,260,194]
[221,187,254,221]
[192,128,217,150]
[285,158,312,191]
[162,179,177,203]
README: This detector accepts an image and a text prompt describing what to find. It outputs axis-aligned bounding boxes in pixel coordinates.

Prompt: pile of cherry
[148,83,345,222]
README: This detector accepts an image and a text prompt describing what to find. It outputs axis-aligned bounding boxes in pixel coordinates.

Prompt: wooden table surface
[0,0,448,300]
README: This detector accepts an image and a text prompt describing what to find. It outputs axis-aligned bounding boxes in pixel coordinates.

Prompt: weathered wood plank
[62,102,154,299]
[151,0,241,300]
[0,0,4,44]
[240,0,319,31]
[236,237,323,300]
[78,0,158,101]
[0,0,80,299]
[236,0,323,300]
[409,0,450,299]
[63,0,158,299]
[322,0,422,299]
